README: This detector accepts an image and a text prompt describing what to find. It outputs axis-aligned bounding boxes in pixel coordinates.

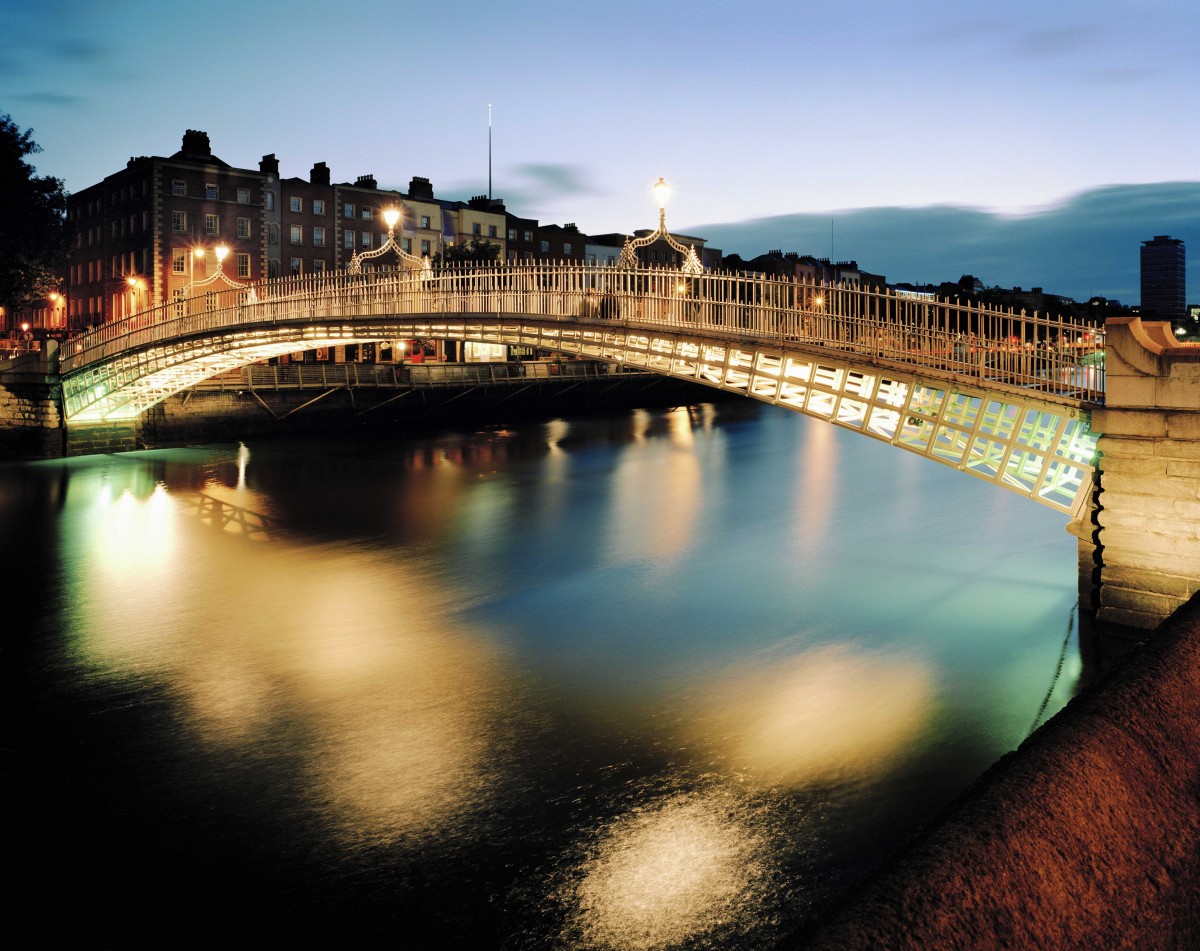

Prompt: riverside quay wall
[0,348,63,458]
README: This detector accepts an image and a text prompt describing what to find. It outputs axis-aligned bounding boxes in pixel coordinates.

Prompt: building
[1140,235,1186,322]
[67,130,269,330]
[67,132,482,331]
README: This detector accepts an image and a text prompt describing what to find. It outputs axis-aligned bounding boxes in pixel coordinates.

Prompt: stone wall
[0,350,63,459]
[1092,318,1200,631]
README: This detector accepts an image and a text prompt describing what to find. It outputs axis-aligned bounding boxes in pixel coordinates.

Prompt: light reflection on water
[9,400,1081,949]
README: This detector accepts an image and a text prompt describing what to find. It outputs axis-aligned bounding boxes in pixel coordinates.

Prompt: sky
[3,0,1198,303]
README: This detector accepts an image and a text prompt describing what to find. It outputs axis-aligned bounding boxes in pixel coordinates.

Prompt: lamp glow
[653,177,671,210]
[383,207,401,231]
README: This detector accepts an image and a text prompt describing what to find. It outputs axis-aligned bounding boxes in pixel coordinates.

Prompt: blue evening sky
[3,0,1198,302]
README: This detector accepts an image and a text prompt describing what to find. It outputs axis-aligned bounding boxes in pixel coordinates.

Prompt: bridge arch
[60,264,1102,515]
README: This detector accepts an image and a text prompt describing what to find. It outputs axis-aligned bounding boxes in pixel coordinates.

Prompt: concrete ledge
[797,594,1200,949]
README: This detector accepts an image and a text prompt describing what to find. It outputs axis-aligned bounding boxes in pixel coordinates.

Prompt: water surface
[7,400,1080,949]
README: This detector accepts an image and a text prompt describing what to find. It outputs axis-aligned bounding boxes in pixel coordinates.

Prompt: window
[361,232,372,249]
[237,217,251,238]
[269,224,279,245]
[313,199,325,215]
[540,240,549,253]
[523,230,533,242]
[472,223,482,236]
[344,203,354,218]
[420,240,431,255]
[361,206,372,220]
[205,214,219,235]
[206,184,219,200]
[289,225,303,244]
[564,243,572,255]
[172,180,186,196]
[266,191,276,211]
[488,225,497,238]
[237,253,250,278]
[344,231,355,249]
[290,258,302,276]
[142,210,150,231]
[507,228,517,241]
[420,215,431,229]
[237,187,251,204]
[290,196,303,213]
[313,226,325,247]
[172,211,187,232]
[312,259,326,275]
[401,238,412,253]
[172,249,187,274]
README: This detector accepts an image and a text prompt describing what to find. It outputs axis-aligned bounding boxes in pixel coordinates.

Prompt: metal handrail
[60,263,1106,403]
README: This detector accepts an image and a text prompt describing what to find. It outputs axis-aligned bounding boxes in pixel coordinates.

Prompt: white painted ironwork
[60,263,1104,514]
[347,206,432,279]
[618,178,704,273]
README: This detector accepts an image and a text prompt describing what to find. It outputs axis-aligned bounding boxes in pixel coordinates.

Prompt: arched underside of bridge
[62,314,1097,515]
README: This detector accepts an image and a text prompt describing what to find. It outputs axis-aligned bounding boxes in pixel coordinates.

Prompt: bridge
[7,258,1194,635]
[60,263,1103,518]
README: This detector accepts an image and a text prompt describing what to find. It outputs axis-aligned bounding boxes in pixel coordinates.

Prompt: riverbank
[794,592,1200,949]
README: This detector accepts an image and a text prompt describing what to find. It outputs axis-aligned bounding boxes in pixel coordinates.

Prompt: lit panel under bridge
[59,264,1103,515]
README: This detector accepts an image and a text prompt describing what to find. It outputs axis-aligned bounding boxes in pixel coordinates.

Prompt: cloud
[693,182,1200,304]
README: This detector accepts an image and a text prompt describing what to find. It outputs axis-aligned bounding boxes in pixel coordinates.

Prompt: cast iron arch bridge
[60,263,1104,515]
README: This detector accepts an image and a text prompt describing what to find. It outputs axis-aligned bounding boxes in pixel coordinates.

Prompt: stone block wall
[1092,318,1200,631]
[0,352,63,458]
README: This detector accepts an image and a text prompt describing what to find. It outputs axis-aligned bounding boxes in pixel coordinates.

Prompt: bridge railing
[61,263,1105,402]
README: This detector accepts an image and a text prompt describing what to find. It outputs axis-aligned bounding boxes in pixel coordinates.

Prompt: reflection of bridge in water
[60,264,1104,516]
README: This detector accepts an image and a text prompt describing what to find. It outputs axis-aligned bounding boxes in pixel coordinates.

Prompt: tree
[0,115,69,315]
[434,239,501,266]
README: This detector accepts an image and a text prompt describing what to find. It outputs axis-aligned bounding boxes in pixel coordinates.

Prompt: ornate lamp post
[348,205,433,279]
[618,177,703,274]
[182,244,244,297]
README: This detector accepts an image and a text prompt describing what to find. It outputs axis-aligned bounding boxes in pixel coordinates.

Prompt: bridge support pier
[1092,318,1200,634]
[65,419,142,456]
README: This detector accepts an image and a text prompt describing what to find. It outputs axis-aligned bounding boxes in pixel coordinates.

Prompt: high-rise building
[1140,235,1186,322]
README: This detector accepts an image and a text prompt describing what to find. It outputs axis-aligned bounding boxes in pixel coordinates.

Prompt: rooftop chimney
[355,174,377,189]
[408,176,434,199]
[180,130,212,159]
[310,162,330,186]
[259,153,279,176]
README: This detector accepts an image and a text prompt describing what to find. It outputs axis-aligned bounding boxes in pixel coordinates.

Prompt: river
[7,399,1080,949]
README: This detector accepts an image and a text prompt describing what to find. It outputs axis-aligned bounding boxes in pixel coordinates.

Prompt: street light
[618,177,703,274]
[182,243,245,300]
[348,204,432,279]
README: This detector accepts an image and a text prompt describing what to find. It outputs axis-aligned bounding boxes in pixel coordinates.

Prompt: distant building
[1140,235,1186,322]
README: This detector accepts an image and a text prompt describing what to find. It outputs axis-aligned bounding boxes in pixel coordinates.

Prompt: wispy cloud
[694,182,1200,304]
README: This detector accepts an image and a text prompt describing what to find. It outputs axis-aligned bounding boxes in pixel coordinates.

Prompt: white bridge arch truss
[60,265,1101,515]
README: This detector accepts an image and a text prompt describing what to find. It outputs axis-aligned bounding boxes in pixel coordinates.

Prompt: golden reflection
[565,789,772,951]
[794,421,837,549]
[606,408,701,564]
[68,473,511,844]
[689,645,934,787]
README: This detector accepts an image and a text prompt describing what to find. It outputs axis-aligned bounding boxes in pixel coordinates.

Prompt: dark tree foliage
[0,115,69,310]
[434,239,501,266]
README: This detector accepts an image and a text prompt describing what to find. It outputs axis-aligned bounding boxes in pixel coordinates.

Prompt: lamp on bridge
[348,204,433,279]
[618,177,704,274]
[181,243,246,299]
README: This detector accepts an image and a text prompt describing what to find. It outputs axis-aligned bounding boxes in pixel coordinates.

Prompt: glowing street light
[618,177,703,274]
[348,204,432,279]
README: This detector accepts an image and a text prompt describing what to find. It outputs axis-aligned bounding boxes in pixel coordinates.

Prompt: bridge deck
[58,264,1103,514]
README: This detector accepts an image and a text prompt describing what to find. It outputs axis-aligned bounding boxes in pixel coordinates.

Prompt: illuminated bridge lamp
[619,176,703,274]
[348,203,430,278]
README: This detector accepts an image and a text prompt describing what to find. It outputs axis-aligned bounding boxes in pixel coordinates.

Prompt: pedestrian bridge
[59,263,1104,515]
